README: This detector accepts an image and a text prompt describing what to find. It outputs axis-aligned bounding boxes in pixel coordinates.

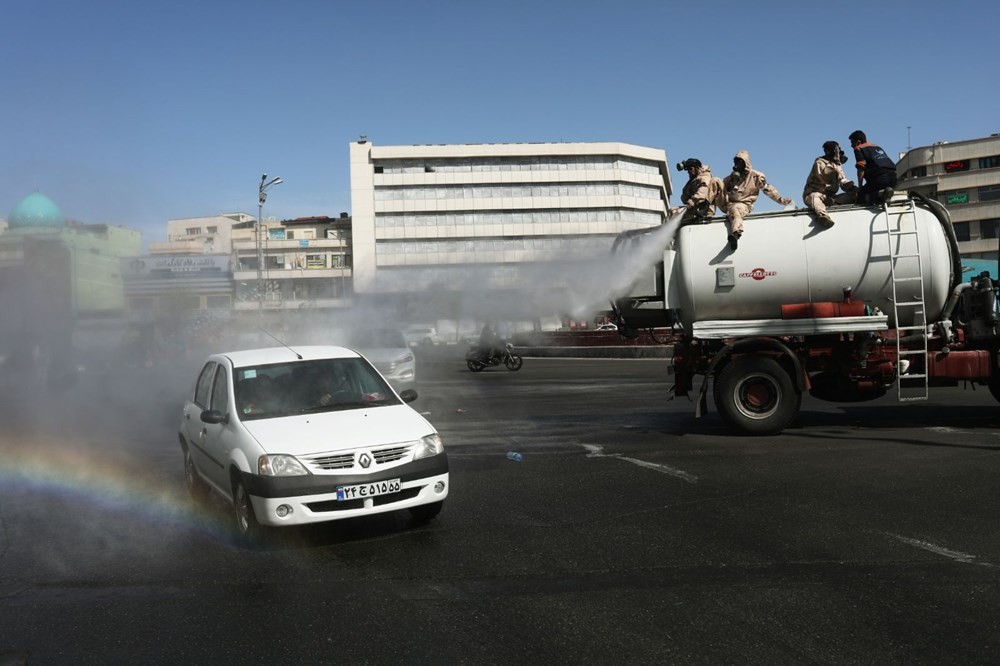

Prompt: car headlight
[413,433,444,460]
[258,454,309,476]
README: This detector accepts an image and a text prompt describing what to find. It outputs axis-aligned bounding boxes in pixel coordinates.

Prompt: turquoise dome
[8,192,65,229]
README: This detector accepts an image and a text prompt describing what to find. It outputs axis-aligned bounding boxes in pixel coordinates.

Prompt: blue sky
[2,0,997,244]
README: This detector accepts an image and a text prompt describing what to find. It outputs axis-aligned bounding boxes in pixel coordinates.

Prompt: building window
[206,295,231,308]
[979,156,1000,169]
[906,166,927,179]
[306,253,326,269]
[207,226,218,233]
[297,228,316,240]
[944,160,970,173]
[979,185,1000,203]
[981,219,1000,240]
[954,222,970,241]
[942,190,969,205]
[186,227,202,235]
[374,166,384,174]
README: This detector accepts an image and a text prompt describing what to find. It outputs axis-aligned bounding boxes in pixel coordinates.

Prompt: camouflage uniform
[719,150,792,241]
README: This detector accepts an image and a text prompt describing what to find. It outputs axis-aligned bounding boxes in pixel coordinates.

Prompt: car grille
[304,443,412,471]
[373,445,409,464]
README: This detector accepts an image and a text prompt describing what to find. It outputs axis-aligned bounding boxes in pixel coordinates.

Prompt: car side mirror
[398,389,418,403]
[200,409,229,425]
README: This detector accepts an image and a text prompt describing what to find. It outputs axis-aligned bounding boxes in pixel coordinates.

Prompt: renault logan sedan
[179,346,448,541]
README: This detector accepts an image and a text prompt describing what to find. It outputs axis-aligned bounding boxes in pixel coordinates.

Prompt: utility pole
[257,173,283,314]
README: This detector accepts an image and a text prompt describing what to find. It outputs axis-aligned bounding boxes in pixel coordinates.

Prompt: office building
[349,140,672,296]
[897,134,1000,259]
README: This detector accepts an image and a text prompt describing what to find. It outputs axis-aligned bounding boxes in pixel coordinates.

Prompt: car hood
[241,405,434,455]
[357,347,411,364]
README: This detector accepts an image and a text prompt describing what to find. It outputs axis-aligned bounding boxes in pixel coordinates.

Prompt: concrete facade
[349,140,672,294]
[897,134,1000,258]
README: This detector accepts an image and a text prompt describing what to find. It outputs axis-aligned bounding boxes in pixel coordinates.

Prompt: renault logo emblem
[358,452,372,469]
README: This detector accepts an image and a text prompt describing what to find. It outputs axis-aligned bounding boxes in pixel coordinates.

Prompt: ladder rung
[889,230,919,236]
[893,276,923,282]
[892,253,922,259]
[895,325,926,331]
[899,396,929,402]
[897,350,926,356]
[901,373,928,379]
[895,301,925,307]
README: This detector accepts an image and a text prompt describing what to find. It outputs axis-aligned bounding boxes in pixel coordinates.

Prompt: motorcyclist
[478,321,501,361]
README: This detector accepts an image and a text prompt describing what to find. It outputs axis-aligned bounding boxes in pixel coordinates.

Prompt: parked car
[343,328,415,395]
[404,325,440,346]
[179,345,448,541]
[596,323,618,331]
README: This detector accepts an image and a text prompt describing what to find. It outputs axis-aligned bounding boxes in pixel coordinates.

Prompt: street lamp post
[256,173,283,311]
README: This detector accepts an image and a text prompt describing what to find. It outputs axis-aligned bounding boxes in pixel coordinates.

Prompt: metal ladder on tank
[884,196,929,400]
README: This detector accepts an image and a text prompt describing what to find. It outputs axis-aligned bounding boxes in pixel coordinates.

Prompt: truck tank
[664,193,960,330]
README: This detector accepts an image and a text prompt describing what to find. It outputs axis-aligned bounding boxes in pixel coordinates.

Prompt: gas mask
[731,158,747,180]
[823,142,849,165]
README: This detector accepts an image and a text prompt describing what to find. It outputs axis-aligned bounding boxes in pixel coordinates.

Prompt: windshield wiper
[299,401,370,413]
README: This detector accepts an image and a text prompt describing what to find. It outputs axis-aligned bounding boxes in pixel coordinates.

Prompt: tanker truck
[611,191,1000,435]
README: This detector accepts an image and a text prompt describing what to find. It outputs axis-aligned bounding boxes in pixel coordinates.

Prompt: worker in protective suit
[669,158,723,222]
[803,141,857,227]
[719,150,792,250]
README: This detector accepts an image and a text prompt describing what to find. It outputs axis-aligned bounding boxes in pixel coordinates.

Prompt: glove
[780,197,793,205]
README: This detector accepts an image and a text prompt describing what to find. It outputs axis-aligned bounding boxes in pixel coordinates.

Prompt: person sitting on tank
[849,130,898,206]
[717,150,793,251]
[668,158,724,224]
[803,140,857,227]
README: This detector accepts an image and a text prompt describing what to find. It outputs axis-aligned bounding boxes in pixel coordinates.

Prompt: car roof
[215,345,362,368]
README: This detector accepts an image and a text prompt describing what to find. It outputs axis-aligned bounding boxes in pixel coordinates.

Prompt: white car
[179,345,448,541]
[404,325,440,346]
[342,328,415,395]
[596,323,618,331]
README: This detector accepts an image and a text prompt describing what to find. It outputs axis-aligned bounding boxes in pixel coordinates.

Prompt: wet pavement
[2,350,1000,663]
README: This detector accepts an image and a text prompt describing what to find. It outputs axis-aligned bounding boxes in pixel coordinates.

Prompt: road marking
[581,444,698,484]
[887,533,993,567]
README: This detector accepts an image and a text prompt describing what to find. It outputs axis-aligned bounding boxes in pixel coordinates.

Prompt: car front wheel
[233,479,264,542]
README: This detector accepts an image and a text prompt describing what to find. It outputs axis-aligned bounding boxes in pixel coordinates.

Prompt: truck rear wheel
[714,356,800,435]
[989,378,1000,405]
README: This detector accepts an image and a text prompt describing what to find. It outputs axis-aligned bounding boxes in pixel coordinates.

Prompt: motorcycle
[466,342,523,372]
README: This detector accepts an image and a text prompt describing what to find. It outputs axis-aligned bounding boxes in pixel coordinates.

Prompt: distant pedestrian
[849,130,897,206]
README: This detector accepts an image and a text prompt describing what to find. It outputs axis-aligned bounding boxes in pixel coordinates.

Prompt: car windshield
[233,357,399,421]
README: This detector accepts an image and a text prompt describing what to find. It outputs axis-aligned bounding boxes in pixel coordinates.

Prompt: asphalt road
[2,349,1000,664]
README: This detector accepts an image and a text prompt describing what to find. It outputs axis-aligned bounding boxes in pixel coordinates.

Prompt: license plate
[336,478,401,501]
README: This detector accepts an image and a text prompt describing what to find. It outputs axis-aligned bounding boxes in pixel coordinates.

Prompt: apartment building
[897,134,1000,258]
[231,214,353,311]
[349,140,672,295]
